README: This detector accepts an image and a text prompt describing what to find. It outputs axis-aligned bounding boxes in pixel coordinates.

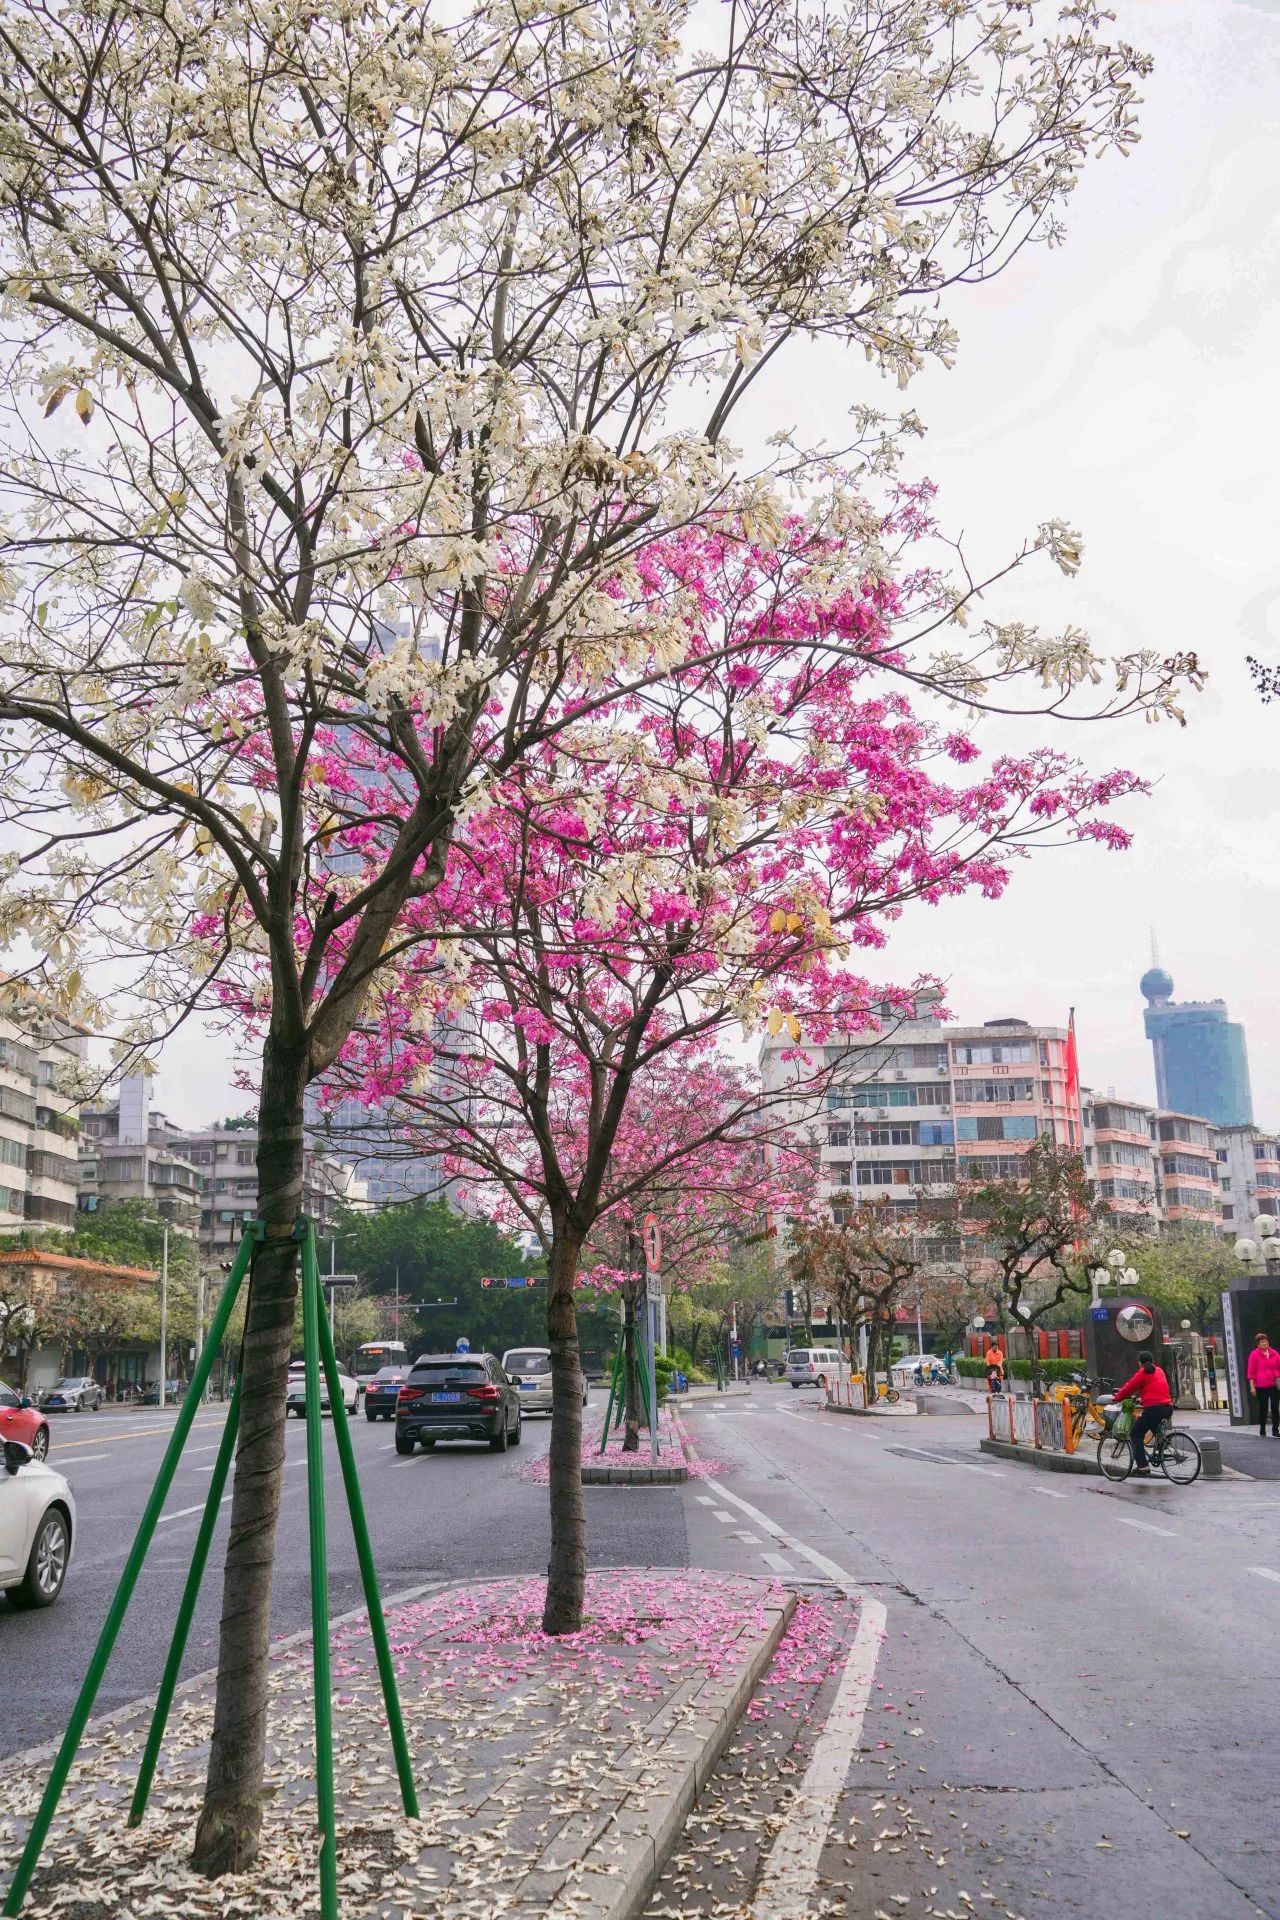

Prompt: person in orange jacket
[1246,1332,1280,1437]
[984,1343,1006,1395]
[1111,1351,1174,1477]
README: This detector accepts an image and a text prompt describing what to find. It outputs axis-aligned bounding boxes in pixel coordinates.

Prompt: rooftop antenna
[1149,926,1160,967]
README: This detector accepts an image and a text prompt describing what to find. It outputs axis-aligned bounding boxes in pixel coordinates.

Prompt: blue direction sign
[1091,1305,1109,1322]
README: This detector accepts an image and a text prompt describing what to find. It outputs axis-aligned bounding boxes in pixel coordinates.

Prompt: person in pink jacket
[1246,1333,1280,1437]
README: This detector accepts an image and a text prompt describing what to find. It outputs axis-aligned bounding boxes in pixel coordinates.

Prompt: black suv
[394,1353,522,1455]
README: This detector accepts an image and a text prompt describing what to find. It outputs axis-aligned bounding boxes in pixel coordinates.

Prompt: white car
[0,1440,75,1609]
[501,1348,589,1414]
[285,1361,359,1418]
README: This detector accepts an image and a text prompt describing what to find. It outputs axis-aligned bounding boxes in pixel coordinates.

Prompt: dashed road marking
[761,1552,795,1575]
[731,1530,762,1543]
[695,1494,716,1507]
[1115,1514,1178,1538]
[712,1509,734,1523]
[158,1497,229,1525]
[1031,1486,1071,1499]
[1248,1566,1280,1584]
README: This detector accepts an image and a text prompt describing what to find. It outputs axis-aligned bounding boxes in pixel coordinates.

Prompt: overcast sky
[151,0,1280,1131]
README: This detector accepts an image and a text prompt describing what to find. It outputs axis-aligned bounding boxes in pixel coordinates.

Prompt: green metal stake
[127,1373,243,1827]
[307,1230,419,1820]
[301,1226,339,1920]
[3,1227,259,1917]
[598,1330,626,1453]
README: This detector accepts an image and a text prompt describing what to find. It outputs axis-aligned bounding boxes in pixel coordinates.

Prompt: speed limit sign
[642,1212,662,1274]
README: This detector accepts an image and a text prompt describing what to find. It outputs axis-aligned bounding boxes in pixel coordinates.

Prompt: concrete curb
[581,1460,688,1484]
[824,1399,917,1419]
[980,1437,1102,1475]
[510,1584,797,1919]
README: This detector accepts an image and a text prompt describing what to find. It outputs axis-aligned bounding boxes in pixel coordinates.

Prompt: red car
[0,1381,51,1462]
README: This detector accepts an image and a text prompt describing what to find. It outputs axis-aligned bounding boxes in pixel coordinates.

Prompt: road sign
[642,1212,661,1273]
[324,1273,359,1289]
[645,1269,663,1304]
[730,1342,742,1358]
[1090,1305,1109,1322]
[455,1336,471,1353]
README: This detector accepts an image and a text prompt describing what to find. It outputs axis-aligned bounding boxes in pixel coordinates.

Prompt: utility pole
[158,1222,169,1411]
[194,1268,205,1403]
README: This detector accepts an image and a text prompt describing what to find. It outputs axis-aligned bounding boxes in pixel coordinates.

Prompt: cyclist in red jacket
[1111,1352,1174,1478]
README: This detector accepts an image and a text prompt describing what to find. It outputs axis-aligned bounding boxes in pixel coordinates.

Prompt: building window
[827,1124,851,1148]
[952,1041,1034,1066]
[953,1078,1037,1104]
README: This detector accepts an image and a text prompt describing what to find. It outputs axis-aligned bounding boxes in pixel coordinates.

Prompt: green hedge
[956,1355,1081,1384]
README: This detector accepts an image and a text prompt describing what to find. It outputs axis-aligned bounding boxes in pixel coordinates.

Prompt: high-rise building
[1141,966,1253,1129]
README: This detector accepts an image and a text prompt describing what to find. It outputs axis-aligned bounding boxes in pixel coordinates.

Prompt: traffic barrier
[987,1393,1072,1456]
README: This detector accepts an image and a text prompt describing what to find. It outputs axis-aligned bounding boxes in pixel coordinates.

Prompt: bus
[351,1340,409,1386]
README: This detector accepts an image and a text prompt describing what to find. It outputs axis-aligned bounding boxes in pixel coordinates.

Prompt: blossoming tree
[305,512,1165,1630]
[0,0,1185,1870]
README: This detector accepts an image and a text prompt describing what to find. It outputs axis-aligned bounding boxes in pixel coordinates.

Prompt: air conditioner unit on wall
[876,1108,890,1118]
[894,1069,906,1079]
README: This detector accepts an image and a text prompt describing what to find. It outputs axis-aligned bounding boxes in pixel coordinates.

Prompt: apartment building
[78,1075,364,1253]
[0,986,87,1236]
[1081,1091,1160,1230]
[1153,1111,1221,1229]
[761,994,1082,1242]
[183,1122,366,1254]
[79,1076,204,1231]
[1216,1124,1280,1232]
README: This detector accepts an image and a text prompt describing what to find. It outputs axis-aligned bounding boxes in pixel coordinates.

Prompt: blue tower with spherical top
[1141,965,1253,1128]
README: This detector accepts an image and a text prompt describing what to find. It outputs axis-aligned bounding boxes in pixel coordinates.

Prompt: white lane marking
[731,1530,762,1543]
[892,1445,1006,1477]
[62,1453,109,1465]
[1032,1486,1071,1499]
[695,1494,716,1507]
[158,1497,229,1524]
[705,1479,858,1595]
[712,1510,734,1524]
[186,1444,221,1454]
[1114,1515,1178,1538]
[761,1552,795,1575]
[772,1409,824,1422]
[379,1442,395,1451]
[752,1599,887,1919]
[1248,1566,1280,1584]
[193,1464,218,1474]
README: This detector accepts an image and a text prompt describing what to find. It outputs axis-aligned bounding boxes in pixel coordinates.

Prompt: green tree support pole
[307,1229,419,1820]
[301,1227,339,1920]
[3,1226,258,1918]
[598,1330,626,1453]
[127,1373,243,1827]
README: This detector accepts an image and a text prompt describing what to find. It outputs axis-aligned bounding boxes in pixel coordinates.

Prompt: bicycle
[1054,1373,1114,1450]
[847,1373,901,1404]
[1096,1403,1202,1485]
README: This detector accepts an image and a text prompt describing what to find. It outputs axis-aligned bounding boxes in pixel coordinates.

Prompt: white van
[785,1347,849,1390]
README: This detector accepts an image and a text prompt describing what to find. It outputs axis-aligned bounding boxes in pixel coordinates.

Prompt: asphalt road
[658,1389,1280,1920]
[1,1389,688,1756]
[9,1386,1279,1918]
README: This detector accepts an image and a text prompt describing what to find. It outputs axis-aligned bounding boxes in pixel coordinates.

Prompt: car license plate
[432,1391,462,1402]
[519,1381,536,1391]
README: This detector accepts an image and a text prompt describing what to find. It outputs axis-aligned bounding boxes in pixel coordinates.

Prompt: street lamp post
[1090,1245,1138,1309]
[1234,1213,1280,1275]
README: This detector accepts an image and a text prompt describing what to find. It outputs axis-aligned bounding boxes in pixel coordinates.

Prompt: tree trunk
[622,1285,640,1453]
[543,1229,587,1635]
[192,1032,308,1876]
